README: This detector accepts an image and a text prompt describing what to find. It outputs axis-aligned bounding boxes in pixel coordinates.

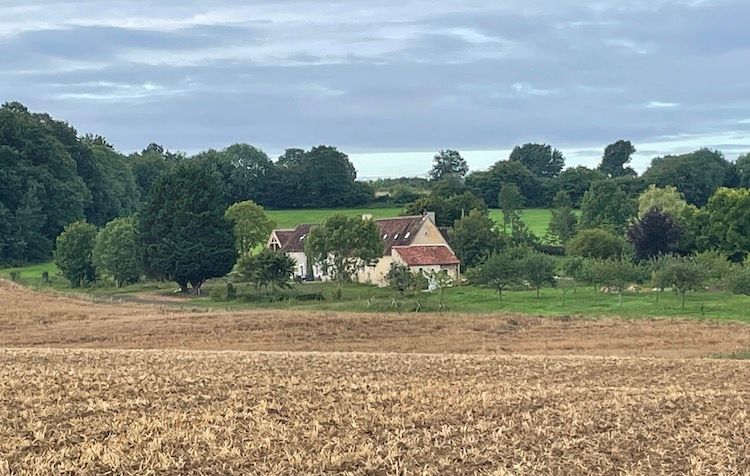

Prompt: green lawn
[267,207,557,238]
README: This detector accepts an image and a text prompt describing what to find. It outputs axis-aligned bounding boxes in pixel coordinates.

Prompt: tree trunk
[177,279,190,294]
[681,291,686,309]
[618,291,623,308]
[536,287,540,299]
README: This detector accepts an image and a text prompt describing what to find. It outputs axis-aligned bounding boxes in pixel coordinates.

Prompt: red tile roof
[393,245,461,266]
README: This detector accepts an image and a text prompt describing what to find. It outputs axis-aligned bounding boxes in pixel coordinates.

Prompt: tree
[128,143,182,198]
[701,188,750,262]
[402,191,486,228]
[556,166,606,208]
[235,249,295,292]
[140,161,236,294]
[387,262,415,296]
[54,220,97,287]
[643,148,735,206]
[225,201,275,257]
[599,140,636,178]
[305,215,383,294]
[449,209,507,269]
[653,256,707,309]
[579,180,636,233]
[729,267,750,296]
[431,173,467,197]
[92,217,142,287]
[509,143,565,178]
[429,149,469,181]
[498,184,524,233]
[737,153,750,188]
[637,185,688,219]
[469,247,526,300]
[626,207,683,261]
[521,251,556,298]
[567,228,628,260]
[592,258,645,307]
[546,191,578,245]
[466,161,543,208]
[79,143,140,226]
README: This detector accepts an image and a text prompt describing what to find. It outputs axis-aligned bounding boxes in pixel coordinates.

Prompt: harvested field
[1,348,748,475]
[1,281,750,358]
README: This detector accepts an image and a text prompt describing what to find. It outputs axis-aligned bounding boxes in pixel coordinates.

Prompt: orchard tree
[593,258,645,307]
[92,216,142,287]
[236,249,295,292]
[509,143,565,178]
[653,256,707,309]
[225,201,275,256]
[54,220,97,287]
[627,207,683,261]
[306,215,382,295]
[140,161,236,294]
[498,183,524,233]
[449,209,506,269]
[567,228,628,260]
[429,149,469,181]
[521,251,557,298]
[470,247,527,300]
[599,140,636,178]
[546,191,578,245]
[580,180,636,233]
[637,185,688,219]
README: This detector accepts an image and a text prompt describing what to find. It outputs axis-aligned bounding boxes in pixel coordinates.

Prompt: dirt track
[2,280,749,358]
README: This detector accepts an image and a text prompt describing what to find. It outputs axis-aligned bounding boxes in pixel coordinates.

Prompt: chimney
[362,214,373,221]
[425,211,436,224]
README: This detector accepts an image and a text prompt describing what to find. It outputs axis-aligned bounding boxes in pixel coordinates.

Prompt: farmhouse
[267,213,461,286]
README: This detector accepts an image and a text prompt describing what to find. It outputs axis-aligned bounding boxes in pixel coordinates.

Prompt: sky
[2,0,749,178]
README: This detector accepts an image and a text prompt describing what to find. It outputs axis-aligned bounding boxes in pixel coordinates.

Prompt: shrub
[54,220,98,287]
[93,217,142,288]
[567,228,628,260]
[729,267,750,296]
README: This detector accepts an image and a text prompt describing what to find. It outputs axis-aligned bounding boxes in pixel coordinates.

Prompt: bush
[729,267,750,296]
[567,228,628,260]
[209,283,238,302]
[93,217,142,288]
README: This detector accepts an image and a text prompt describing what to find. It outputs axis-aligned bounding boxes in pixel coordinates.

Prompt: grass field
[266,207,556,237]
[1,280,749,474]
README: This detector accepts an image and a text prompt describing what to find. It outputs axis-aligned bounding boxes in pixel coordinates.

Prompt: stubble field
[1,280,749,474]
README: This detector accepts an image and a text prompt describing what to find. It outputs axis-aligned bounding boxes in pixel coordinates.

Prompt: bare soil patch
[1,281,749,357]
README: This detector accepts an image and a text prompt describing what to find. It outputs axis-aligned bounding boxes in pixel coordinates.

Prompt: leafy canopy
[225,201,275,256]
[93,216,143,287]
[54,220,97,287]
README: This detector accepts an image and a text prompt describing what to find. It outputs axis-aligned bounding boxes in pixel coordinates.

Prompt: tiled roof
[374,215,426,255]
[273,230,295,247]
[280,224,314,253]
[393,245,461,266]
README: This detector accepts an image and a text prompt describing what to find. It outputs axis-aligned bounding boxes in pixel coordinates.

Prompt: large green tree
[643,148,735,206]
[429,149,469,181]
[567,228,628,260]
[466,161,544,208]
[521,251,557,298]
[509,143,565,178]
[305,215,382,293]
[469,246,527,300]
[637,185,688,219]
[546,191,578,245]
[93,216,142,287]
[627,208,683,262]
[449,209,507,269]
[737,153,750,188]
[54,220,98,287]
[599,140,636,178]
[556,166,606,208]
[140,161,236,294]
[236,249,295,292]
[702,187,750,261]
[225,201,275,257]
[579,180,636,233]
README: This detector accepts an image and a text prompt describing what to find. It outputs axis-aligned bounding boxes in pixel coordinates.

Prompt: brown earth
[1,348,748,475]
[1,280,749,358]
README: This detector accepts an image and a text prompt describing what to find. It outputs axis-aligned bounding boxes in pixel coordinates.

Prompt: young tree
[470,247,526,301]
[305,215,383,295]
[626,207,683,261]
[235,249,295,292]
[521,251,556,298]
[429,149,469,181]
[653,257,707,309]
[567,228,628,260]
[225,201,275,256]
[599,140,636,178]
[729,267,750,296]
[140,161,236,294]
[54,220,97,287]
[580,180,636,233]
[509,143,565,178]
[637,185,688,219]
[498,183,524,233]
[546,191,578,245]
[592,258,644,307]
[449,210,507,269]
[387,262,414,296]
[92,216,142,287]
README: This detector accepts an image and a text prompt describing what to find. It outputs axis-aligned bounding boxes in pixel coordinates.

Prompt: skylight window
[404,232,411,239]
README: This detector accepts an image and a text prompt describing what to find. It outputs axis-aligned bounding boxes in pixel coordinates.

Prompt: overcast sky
[2,0,749,178]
